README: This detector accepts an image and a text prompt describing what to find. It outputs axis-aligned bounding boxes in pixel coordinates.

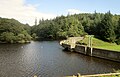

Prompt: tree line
[32,11,120,44]
[0,17,31,43]
[0,11,120,44]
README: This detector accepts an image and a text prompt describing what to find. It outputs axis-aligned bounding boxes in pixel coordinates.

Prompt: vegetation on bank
[31,15,85,40]
[1,11,120,44]
[32,11,120,45]
[0,17,32,43]
[77,35,120,51]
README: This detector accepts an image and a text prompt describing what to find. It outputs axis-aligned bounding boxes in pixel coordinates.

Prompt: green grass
[77,36,120,52]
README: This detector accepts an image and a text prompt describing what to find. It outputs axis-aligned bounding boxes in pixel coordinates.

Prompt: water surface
[0,41,120,77]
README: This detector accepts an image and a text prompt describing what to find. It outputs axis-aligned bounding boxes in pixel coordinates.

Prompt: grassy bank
[77,36,120,52]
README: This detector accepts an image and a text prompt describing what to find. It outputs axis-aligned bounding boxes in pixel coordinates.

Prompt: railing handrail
[65,73,120,77]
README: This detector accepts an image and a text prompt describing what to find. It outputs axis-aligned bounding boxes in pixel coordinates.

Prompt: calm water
[0,41,120,77]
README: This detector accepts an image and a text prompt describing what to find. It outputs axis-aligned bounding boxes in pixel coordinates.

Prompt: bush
[116,38,120,45]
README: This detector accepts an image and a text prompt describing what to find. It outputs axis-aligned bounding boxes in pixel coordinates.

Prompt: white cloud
[67,9,81,14]
[67,9,93,15]
[0,0,56,26]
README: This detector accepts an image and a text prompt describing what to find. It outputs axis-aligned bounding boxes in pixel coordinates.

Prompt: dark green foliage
[1,11,120,44]
[99,11,116,42]
[116,18,120,38]
[0,17,31,43]
[116,38,120,45]
[31,33,38,40]
[32,15,85,40]
[31,11,120,44]
[0,32,16,43]
[115,18,120,45]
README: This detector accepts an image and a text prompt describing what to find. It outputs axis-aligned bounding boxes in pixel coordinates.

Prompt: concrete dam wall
[62,44,120,62]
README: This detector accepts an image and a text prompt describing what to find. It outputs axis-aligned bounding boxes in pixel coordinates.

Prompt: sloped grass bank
[77,36,120,52]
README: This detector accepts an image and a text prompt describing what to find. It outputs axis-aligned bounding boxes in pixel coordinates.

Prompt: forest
[0,17,31,43]
[0,11,120,44]
[32,11,120,44]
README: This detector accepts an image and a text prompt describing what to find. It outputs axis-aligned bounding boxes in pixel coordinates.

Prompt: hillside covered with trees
[0,17,31,43]
[1,11,120,44]
[31,11,120,44]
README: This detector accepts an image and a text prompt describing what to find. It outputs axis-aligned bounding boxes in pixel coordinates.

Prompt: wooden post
[77,73,81,77]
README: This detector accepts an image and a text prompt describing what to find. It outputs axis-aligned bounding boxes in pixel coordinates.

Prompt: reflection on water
[0,41,120,77]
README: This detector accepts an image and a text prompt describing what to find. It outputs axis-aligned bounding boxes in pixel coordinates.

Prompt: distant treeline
[0,17,31,43]
[0,11,120,44]
[32,11,120,44]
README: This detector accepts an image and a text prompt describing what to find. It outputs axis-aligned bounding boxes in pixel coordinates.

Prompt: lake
[0,41,120,77]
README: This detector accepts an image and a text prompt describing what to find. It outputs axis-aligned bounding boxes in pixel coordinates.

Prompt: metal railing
[65,73,120,77]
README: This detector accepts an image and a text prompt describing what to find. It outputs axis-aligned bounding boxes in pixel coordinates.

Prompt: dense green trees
[0,32,16,43]
[0,18,31,43]
[99,11,116,42]
[116,18,120,44]
[32,15,85,40]
[31,11,120,44]
[1,11,120,44]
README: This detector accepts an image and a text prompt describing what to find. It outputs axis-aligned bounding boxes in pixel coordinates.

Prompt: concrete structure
[75,45,120,62]
[61,43,120,62]
[60,36,120,62]
[60,37,84,48]
[62,43,72,51]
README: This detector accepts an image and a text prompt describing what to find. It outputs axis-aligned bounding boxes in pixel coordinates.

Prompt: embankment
[75,45,120,62]
[60,37,120,62]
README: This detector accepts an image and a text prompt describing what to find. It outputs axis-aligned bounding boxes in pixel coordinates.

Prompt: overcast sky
[0,0,119,26]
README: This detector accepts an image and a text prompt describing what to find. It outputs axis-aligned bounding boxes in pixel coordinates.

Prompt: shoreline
[60,38,120,62]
